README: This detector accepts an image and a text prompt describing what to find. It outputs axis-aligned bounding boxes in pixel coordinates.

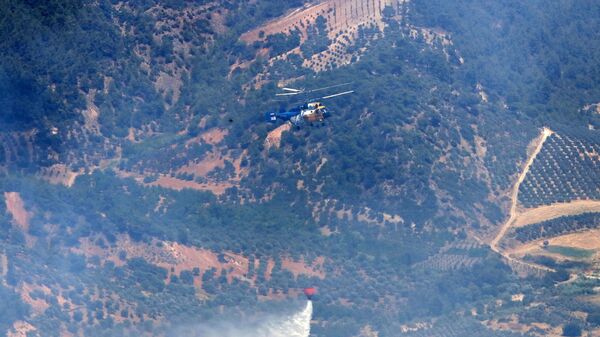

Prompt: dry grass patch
[508,229,600,262]
[513,200,600,228]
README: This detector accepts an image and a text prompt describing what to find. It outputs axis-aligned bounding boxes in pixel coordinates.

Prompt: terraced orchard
[517,133,600,208]
[490,128,600,274]
[512,212,600,243]
[413,241,487,271]
[400,318,525,337]
[239,0,448,74]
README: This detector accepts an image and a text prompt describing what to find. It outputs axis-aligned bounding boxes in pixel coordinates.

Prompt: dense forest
[0,0,599,336]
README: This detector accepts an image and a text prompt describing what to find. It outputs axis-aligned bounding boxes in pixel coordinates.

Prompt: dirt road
[491,127,553,252]
[489,128,555,272]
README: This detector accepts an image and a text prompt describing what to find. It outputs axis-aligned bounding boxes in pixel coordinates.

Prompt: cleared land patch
[513,200,600,228]
[74,234,325,291]
[490,127,600,273]
[490,127,552,253]
[512,212,600,243]
[544,245,595,259]
[4,192,31,232]
[265,123,291,149]
[238,0,447,77]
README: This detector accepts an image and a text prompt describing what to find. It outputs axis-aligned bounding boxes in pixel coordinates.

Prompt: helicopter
[265,82,354,127]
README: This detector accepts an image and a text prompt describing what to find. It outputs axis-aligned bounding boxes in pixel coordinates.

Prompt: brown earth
[182,128,227,147]
[264,258,275,281]
[265,123,291,149]
[83,90,101,134]
[40,164,81,187]
[177,151,227,177]
[199,128,228,145]
[489,127,600,274]
[282,256,326,279]
[548,229,600,250]
[239,0,411,77]
[241,0,402,44]
[240,2,328,43]
[117,170,233,195]
[18,283,51,316]
[118,153,244,197]
[489,128,557,272]
[155,128,246,195]
[77,235,248,295]
[115,126,247,196]
[4,192,31,232]
[75,235,248,286]
[512,200,600,228]
[507,229,600,262]
[8,321,36,337]
[74,235,325,291]
[485,316,561,337]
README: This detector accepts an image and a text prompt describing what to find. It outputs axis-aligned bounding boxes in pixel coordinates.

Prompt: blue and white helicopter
[265,83,353,127]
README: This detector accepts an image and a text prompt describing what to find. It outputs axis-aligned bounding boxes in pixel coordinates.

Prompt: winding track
[490,127,554,271]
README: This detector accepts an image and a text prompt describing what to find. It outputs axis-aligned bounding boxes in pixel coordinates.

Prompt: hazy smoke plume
[257,300,312,337]
[172,300,312,337]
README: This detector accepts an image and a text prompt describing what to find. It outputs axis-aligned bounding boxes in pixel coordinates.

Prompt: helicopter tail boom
[265,111,298,123]
[265,111,278,123]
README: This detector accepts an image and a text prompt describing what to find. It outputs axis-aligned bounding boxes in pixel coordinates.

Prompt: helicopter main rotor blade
[275,82,353,98]
[281,87,302,92]
[320,90,354,100]
[304,82,353,94]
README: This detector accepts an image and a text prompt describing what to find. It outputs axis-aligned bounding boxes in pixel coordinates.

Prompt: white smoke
[256,300,312,337]
[171,300,313,337]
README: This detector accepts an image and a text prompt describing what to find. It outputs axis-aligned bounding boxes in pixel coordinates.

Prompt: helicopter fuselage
[266,101,329,126]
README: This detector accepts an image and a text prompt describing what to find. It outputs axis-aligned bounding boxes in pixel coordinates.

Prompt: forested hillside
[0,0,599,336]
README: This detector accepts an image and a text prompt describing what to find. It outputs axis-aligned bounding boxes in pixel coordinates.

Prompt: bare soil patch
[117,148,246,196]
[200,128,228,145]
[177,151,226,177]
[549,229,600,250]
[490,128,551,250]
[4,192,31,232]
[264,258,275,281]
[489,128,556,272]
[18,283,50,316]
[485,316,561,337]
[151,175,233,195]
[40,164,81,187]
[282,256,326,279]
[75,235,249,287]
[75,235,324,292]
[239,0,410,75]
[513,200,600,228]
[508,229,600,262]
[265,123,291,149]
[8,321,36,337]
[240,2,328,43]
[83,90,101,133]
